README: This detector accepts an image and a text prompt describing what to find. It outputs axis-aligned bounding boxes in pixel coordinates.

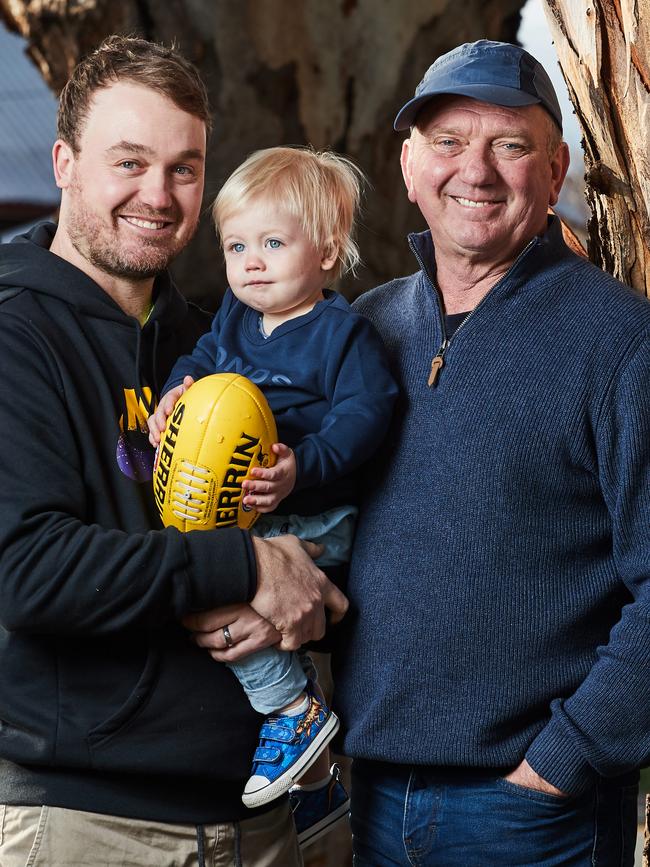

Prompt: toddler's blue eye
[232,242,245,253]
[267,238,282,249]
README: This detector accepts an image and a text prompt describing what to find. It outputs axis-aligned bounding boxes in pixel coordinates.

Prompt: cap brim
[394,84,541,131]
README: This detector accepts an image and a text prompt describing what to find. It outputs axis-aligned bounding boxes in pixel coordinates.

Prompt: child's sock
[276,692,309,717]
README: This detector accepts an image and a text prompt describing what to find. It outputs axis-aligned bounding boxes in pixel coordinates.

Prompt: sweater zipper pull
[428,340,448,387]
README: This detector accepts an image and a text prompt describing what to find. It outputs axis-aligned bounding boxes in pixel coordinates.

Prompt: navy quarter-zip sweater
[334,217,650,796]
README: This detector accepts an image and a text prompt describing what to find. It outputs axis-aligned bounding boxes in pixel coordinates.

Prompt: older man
[0,35,346,867]
[334,40,647,865]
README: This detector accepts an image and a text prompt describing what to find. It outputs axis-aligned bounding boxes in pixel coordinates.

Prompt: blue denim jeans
[350,760,638,866]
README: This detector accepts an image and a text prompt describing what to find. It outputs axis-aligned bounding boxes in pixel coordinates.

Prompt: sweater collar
[408,215,573,297]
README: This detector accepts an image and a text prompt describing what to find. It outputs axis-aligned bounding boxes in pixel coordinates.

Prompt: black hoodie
[0,224,267,823]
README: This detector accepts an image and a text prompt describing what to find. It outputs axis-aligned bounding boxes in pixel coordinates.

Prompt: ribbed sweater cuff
[525,716,597,796]
[182,528,257,611]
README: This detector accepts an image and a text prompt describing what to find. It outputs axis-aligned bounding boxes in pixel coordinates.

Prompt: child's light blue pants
[226,505,356,714]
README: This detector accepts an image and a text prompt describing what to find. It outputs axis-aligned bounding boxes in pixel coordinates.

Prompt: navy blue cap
[394,40,562,132]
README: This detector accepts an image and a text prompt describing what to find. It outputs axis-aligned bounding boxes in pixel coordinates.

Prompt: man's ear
[400,136,418,204]
[548,141,570,208]
[321,239,339,272]
[52,140,75,190]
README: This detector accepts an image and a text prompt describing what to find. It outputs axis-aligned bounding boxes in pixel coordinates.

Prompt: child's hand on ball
[147,376,194,447]
[242,443,296,512]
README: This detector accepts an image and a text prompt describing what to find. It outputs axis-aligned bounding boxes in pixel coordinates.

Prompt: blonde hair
[212,147,364,281]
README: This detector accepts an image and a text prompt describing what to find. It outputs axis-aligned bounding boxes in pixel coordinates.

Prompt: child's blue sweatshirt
[335,217,650,797]
[165,288,398,515]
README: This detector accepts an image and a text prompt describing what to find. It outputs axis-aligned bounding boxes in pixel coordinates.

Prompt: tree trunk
[541,0,650,295]
[1,0,525,310]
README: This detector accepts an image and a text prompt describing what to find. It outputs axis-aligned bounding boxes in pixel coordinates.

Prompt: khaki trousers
[0,801,303,867]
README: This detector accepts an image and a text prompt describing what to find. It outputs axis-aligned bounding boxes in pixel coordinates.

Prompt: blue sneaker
[290,763,351,849]
[241,680,339,808]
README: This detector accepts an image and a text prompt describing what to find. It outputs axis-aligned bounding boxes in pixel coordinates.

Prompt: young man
[0,35,345,866]
[334,40,647,865]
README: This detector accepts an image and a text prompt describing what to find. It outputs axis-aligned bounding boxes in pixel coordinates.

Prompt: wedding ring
[222,625,234,648]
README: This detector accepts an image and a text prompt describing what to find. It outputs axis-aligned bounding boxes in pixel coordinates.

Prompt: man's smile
[450,196,502,209]
[120,215,173,231]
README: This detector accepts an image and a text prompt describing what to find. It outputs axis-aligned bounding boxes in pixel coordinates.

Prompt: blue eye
[230,242,245,253]
[266,238,282,249]
[435,138,459,150]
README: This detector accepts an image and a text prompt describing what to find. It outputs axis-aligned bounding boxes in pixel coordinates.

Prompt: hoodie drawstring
[133,318,160,417]
[151,319,161,400]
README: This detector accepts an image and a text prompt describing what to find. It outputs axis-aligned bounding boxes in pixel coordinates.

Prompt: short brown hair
[213,147,364,282]
[57,34,211,152]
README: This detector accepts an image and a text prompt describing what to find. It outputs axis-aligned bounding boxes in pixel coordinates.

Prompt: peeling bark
[542,0,650,295]
[1,0,526,309]
[542,3,650,859]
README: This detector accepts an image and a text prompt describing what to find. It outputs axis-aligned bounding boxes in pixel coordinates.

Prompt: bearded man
[0,35,345,867]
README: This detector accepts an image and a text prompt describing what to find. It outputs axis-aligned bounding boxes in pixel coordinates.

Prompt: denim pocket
[495,776,573,806]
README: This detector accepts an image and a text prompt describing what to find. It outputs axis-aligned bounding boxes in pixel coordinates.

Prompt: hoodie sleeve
[0,310,256,637]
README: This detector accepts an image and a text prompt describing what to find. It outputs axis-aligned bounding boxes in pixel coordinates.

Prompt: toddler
[148,146,397,846]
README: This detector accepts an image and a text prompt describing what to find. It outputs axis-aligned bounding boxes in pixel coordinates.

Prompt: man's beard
[65,181,198,280]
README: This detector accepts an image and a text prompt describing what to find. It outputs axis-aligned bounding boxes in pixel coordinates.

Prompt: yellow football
[153,373,277,532]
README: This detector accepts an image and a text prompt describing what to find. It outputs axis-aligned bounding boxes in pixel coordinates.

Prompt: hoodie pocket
[84,635,261,779]
[86,647,161,754]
